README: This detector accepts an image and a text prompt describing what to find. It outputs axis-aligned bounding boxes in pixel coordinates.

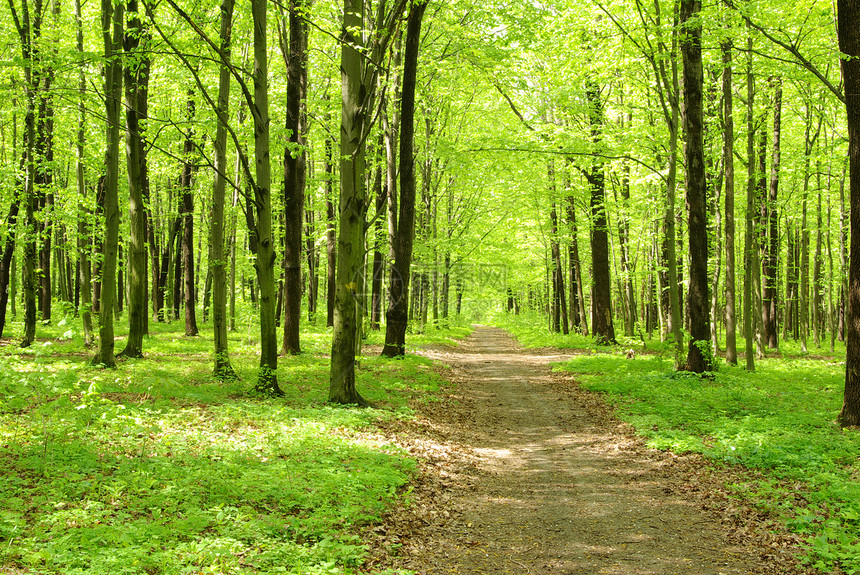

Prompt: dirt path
[366,326,802,574]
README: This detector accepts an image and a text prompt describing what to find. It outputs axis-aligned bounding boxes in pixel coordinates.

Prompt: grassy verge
[0,312,467,574]
[498,313,860,574]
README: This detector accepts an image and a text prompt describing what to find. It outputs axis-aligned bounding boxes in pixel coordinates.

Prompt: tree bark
[814,164,824,347]
[0,188,20,338]
[249,0,282,396]
[722,38,737,364]
[180,95,199,337]
[681,0,711,372]
[618,160,635,337]
[585,81,615,345]
[92,0,123,367]
[325,134,336,328]
[381,1,428,358]
[281,0,309,355]
[838,0,860,426]
[742,31,756,371]
[118,0,149,358]
[211,0,236,378]
[762,78,782,349]
[331,0,369,399]
[370,146,385,330]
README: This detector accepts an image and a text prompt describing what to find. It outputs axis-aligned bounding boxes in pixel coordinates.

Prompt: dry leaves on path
[363,327,811,575]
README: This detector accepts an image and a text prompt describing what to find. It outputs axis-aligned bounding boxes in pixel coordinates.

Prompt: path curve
[367,326,792,574]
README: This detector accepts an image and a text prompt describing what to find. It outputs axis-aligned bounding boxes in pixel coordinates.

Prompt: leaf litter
[362,326,812,574]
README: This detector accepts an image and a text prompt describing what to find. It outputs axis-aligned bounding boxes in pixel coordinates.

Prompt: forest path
[367,325,783,575]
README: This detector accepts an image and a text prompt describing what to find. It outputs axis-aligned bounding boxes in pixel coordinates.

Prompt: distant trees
[0,0,853,416]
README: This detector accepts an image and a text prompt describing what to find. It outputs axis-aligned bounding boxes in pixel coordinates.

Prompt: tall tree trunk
[565,177,588,335]
[586,81,615,345]
[801,105,820,353]
[681,0,710,372]
[331,0,368,395]
[118,0,149,358]
[281,0,309,355]
[249,0,282,396]
[722,38,737,364]
[743,31,756,371]
[814,168,824,347]
[180,95,199,336]
[754,118,767,358]
[381,1,427,358]
[306,197,319,323]
[840,162,848,341]
[838,0,860,426]
[10,0,40,348]
[229,186,238,332]
[763,78,782,349]
[325,135,336,328]
[331,0,408,400]
[618,160,635,337]
[370,146,385,330]
[211,0,236,378]
[93,0,123,367]
[551,202,568,335]
[0,189,20,338]
[35,7,57,326]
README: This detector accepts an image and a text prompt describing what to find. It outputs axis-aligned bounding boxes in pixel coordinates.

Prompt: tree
[153,0,283,395]
[837,0,860,427]
[680,0,711,372]
[248,0,281,395]
[180,94,199,338]
[722,36,737,365]
[211,0,237,379]
[280,0,309,356]
[118,0,150,359]
[92,0,123,367]
[585,80,615,345]
[381,0,428,358]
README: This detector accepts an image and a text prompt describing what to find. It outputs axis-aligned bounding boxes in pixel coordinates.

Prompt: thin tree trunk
[743,31,756,371]
[619,160,635,337]
[181,95,198,337]
[722,38,737,364]
[0,188,20,338]
[211,0,236,378]
[280,0,308,355]
[754,117,770,358]
[325,134,336,328]
[764,78,782,349]
[840,161,848,341]
[370,146,385,330]
[118,0,149,358]
[585,80,615,345]
[814,168,824,347]
[565,178,588,335]
[381,1,427,358]
[92,0,123,367]
[306,196,319,324]
[249,0,281,395]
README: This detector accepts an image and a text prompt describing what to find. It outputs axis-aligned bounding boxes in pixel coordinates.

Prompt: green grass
[0,309,466,574]
[498,313,860,574]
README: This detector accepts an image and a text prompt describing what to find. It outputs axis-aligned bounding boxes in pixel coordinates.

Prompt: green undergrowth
[0,313,464,574]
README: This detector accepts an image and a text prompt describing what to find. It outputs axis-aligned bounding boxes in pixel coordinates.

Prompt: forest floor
[364,325,806,575]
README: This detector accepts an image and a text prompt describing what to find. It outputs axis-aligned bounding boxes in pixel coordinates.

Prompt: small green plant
[0,320,452,574]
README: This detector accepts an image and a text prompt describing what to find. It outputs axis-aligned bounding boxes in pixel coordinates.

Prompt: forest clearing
[0,0,859,572]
